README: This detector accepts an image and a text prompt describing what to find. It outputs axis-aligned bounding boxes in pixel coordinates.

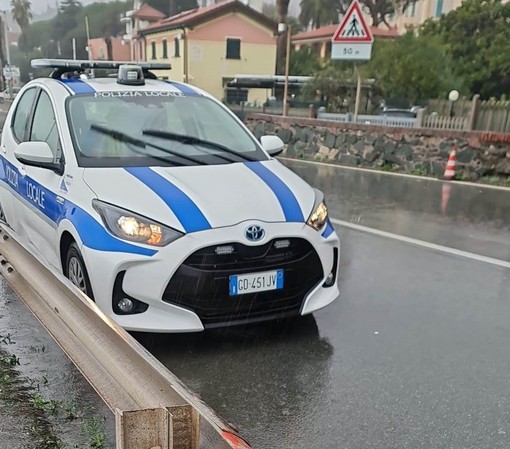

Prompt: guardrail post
[116,408,171,449]
[168,405,200,449]
[115,405,200,449]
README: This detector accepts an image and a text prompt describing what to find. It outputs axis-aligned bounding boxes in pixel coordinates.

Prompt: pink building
[88,37,131,61]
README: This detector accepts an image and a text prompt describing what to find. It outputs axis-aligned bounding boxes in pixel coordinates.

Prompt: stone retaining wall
[245,114,510,181]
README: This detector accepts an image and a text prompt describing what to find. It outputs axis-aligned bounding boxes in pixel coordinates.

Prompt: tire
[66,242,94,300]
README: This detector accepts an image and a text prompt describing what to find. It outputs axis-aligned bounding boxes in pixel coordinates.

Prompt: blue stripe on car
[244,161,304,222]
[59,79,96,95]
[0,157,156,257]
[124,167,211,233]
[321,219,334,238]
[163,81,200,96]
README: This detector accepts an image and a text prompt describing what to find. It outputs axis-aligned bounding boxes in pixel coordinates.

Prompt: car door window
[11,88,37,142]
[30,91,62,163]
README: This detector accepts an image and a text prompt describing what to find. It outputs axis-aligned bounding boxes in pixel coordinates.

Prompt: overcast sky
[0,0,300,18]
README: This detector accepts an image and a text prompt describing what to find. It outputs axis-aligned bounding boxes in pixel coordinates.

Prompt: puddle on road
[0,277,115,448]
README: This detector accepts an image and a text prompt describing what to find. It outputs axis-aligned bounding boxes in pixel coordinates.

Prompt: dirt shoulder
[0,278,115,449]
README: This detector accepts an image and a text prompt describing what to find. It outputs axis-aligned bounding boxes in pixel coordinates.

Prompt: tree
[19,1,132,62]
[302,62,362,111]
[275,0,291,75]
[10,0,32,32]
[362,0,417,28]
[299,0,340,28]
[298,0,418,29]
[290,47,322,76]
[365,32,463,104]
[421,0,510,98]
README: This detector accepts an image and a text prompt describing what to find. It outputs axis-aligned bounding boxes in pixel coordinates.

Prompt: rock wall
[246,114,510,181]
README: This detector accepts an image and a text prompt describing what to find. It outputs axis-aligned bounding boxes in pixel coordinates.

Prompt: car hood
[82,160,315,233]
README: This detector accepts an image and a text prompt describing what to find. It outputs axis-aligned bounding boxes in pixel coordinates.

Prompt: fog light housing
[112,272,149,315]
[323,247,339,288]
[117,298,134,313]
[324,272,335,286]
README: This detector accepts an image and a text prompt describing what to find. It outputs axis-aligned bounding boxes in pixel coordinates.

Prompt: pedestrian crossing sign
[332,0,374,44]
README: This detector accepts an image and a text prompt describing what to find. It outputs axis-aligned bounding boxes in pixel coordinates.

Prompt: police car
[0,59,340,332]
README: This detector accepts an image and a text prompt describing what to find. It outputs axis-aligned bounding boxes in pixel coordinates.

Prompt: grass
[83,416,108,449]
[31,393,60,414]
[0,333,13,345]
[380,162,396,172]
[480,175,503,185]
[1,343,111,449]
[455,171,471,182]
[410,167,428,176]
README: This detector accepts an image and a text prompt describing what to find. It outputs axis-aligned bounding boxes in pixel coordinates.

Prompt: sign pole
[331,0,373,121]
[354,63,362,120]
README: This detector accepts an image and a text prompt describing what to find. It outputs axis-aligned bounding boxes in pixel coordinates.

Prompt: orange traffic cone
[443,145,457,180]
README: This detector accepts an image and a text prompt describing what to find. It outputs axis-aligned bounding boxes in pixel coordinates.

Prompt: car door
[17,89,66,269]
[0,86,38,230]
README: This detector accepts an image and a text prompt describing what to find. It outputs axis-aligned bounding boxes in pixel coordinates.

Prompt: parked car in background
[381,107,417,118]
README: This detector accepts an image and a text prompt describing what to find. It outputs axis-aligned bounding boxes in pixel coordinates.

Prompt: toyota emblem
[245,225,265,242]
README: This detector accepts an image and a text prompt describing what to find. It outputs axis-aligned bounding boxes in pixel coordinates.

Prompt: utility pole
[1,11,12,98]
[85,16,92,59]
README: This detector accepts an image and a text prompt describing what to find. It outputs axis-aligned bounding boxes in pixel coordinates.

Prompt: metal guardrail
[0,224,251,449]
[317,111,417,128]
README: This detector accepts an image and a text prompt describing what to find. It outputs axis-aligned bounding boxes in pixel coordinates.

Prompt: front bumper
[82,221,340,332]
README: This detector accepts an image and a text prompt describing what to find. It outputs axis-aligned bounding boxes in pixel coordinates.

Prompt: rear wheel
[66,242,94,300]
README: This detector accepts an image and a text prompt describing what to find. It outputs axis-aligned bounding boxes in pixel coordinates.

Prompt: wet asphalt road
[138,159,510,449]
[0,103,508,449]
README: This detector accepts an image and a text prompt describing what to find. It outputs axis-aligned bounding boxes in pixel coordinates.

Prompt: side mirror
[260,135,285,157]
[14,141,63,175]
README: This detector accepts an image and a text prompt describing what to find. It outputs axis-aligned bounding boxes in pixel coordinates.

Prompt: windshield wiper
[142,129,257,162]
[90,124,207,166]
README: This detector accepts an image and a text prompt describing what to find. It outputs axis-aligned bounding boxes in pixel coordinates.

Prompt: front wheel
[66,242,94,300]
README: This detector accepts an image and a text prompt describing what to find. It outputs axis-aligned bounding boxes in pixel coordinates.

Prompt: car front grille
[162,238,324,327]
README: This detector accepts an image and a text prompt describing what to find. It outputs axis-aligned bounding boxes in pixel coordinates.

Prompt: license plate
[229,269,284,296]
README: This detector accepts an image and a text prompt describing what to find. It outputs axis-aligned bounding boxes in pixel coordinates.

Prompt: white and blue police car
[0,59,340,332]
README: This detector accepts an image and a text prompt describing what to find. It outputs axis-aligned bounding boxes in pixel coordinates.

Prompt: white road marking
[280,157,510,191]
[331,218,510,269]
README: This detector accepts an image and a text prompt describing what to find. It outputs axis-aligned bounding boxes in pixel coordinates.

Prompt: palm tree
[275,0,290,74]
[299,0,341,29]
[10,0,32,32]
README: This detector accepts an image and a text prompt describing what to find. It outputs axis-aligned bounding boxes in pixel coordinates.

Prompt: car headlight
[307,190,328,231]
[92,200,183,247]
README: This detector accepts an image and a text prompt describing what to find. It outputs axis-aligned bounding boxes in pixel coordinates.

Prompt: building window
[174,37,180,57]
[162,39,168,58]
[151,41,156,59]
[226,38,241,60]
[435,0,443,16]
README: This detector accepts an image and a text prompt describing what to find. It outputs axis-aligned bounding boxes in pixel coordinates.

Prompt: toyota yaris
[0,59,340,332]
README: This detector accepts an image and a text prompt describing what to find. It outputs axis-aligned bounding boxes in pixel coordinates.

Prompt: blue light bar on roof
[31,59,171,71]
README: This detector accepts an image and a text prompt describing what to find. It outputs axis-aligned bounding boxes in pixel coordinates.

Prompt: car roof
[33,76,210,99]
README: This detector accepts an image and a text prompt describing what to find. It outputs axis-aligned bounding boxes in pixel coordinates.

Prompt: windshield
[66,92,267,167]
